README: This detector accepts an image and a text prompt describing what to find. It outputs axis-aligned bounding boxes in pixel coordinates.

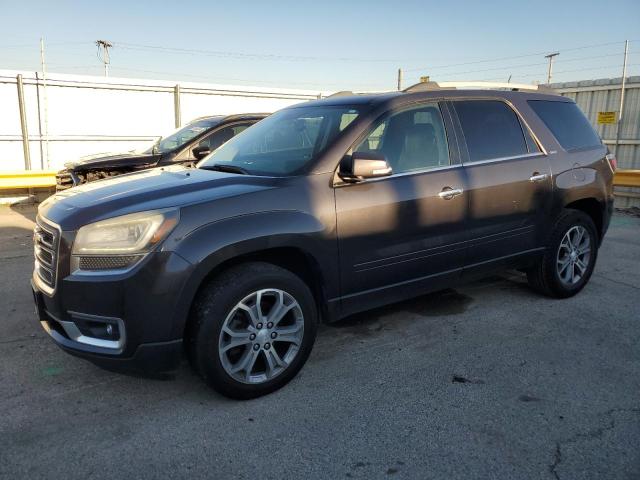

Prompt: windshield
[197,105,362,176]
[148,118,220,154]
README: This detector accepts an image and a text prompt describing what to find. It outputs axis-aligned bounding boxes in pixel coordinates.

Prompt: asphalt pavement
[0,205,638,480]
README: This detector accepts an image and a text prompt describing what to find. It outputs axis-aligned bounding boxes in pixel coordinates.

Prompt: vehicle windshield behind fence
[151,119,219,154]
[198,106,362,175]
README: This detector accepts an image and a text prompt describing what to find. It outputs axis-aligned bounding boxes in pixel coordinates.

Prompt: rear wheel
[527,209,598,298]
[188,262,317,399]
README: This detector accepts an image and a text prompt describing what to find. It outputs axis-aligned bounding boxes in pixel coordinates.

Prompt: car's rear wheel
[527,209,598,298]
[188,262,317,399]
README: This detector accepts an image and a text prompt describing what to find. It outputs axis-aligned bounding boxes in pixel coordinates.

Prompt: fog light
[106,324,113,336]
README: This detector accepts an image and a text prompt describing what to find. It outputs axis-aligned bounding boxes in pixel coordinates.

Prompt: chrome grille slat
[35,244,54,266]
[34,217,60,292]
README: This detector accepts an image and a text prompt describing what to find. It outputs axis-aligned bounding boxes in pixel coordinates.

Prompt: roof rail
[326,90,355,98]
[404,81,554,93]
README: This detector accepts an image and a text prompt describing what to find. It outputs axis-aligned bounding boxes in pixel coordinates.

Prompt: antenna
[96,40,113,77]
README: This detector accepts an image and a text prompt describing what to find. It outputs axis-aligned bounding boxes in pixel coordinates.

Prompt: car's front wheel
[188,262,317,399]
[527,209,598,298]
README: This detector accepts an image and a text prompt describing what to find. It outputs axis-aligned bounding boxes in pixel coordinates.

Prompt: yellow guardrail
[0,170,57,189]
[0,168,639,191]
[614,169,640,188]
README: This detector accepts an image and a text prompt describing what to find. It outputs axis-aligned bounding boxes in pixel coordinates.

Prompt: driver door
[335,102,468,315]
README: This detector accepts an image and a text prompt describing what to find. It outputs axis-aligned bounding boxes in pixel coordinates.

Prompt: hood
[64,152,161,171]
[39,166,279,230]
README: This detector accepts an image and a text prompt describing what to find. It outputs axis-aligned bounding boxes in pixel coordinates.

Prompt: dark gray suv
[32,83,615,398]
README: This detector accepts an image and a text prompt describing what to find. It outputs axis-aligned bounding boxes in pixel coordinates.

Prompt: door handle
[438,187,464,200]
[529,173,548,182]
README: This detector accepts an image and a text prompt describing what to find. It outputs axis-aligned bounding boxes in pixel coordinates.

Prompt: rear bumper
[602,196,614,241]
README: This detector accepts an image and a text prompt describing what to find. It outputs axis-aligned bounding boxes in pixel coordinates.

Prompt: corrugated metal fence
[553,76,640,207]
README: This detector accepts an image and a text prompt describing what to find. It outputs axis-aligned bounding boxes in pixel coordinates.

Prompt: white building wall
[0,70,324,171]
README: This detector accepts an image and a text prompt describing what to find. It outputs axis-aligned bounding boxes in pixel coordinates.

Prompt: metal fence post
[174,84,181,128]
[16,74,31,170]
[614,40,629,156]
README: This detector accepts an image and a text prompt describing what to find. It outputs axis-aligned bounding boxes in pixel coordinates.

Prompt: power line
[434,53,628,78]
[404,40,628,72]
[0,41,89,49]
[475,62,640,83]
[115,42,420,64]
[106,66,382,89]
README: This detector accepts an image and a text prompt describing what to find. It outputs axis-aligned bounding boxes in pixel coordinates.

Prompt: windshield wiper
[201,164,249,175]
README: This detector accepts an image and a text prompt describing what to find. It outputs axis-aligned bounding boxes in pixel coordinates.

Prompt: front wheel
[188,262,317,399]
[527,209,598,298]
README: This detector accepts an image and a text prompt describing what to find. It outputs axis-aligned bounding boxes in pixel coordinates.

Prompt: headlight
[72,209,179,270]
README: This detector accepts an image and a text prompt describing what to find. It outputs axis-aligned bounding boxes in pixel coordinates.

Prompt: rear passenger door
[335,102,468,314]
[450,99,552,272]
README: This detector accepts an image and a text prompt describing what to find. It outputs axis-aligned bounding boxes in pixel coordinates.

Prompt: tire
[527,209,598,298]
[188,262,317,399]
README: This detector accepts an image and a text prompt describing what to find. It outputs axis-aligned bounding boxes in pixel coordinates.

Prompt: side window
[198,125,242,151]
[175,124,248,161]
[453,100,529,162]
[527,100,601,151]
[232,124,250,136]
[354,103,450,174]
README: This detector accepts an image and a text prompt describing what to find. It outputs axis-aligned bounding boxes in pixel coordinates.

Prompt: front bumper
[32,249,194,374]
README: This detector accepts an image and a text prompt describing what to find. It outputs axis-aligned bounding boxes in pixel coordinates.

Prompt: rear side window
[528,100,601,151]
[453,100,529,162]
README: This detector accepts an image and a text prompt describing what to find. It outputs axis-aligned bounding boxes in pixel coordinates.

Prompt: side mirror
[339,151,392,181]
[192,145,212,160]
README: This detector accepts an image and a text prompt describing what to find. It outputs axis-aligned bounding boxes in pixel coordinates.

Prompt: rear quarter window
[453,100,530,162]
[527,100,601,151]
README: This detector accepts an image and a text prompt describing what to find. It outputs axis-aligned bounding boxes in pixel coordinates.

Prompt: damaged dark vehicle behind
[55,113,267,190]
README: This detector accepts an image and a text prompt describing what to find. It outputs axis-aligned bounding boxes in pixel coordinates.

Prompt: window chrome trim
[461,152,546,167]
[335,163,463,187]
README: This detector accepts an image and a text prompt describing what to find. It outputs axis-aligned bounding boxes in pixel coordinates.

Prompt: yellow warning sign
[597,112,617,124]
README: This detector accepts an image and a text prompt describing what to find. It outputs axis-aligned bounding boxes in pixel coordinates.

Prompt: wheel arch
[564,197,605,244]
[168,210,338,340]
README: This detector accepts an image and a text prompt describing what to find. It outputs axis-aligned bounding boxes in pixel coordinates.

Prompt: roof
[293,88,564,110]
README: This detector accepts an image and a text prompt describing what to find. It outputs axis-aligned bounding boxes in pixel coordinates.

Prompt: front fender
[167,210,336,337]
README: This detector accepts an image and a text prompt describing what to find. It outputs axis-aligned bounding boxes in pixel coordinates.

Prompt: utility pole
[96,40,113,77]
[40,37,50,168]
[16,75,31,170]
[614,40,629,156]
[544,52,559,84]
[397,68,403,91]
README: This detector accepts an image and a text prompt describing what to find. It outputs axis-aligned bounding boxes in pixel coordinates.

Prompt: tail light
[606,153,617,172]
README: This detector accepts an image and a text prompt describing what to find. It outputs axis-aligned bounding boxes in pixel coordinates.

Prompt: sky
[1,0,639,92]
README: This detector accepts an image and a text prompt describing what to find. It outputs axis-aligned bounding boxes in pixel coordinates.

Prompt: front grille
[34,217,60,292]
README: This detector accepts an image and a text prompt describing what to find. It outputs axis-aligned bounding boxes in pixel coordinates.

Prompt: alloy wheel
[556,225,591,285]
[218,289,304,384]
